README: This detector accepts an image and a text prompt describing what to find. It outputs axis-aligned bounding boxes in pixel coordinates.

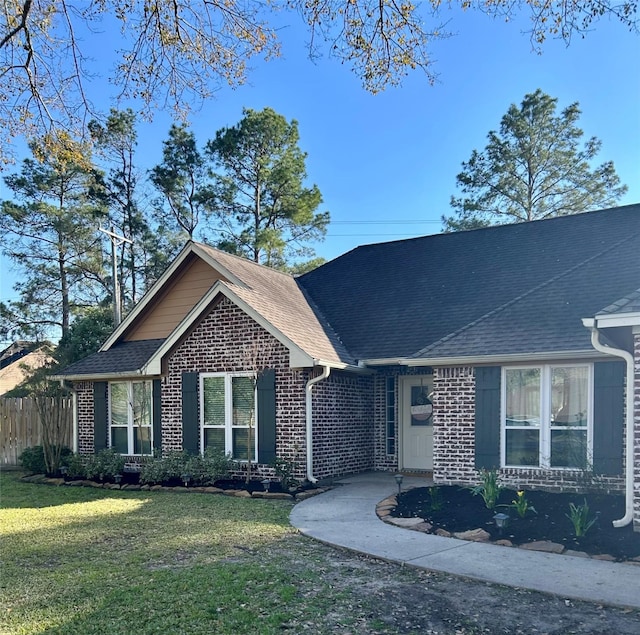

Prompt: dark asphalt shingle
[298,204,640,361]
[59,339,165,377]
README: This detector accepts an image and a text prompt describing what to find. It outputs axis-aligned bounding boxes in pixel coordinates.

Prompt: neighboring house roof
[0,342,54,395]
[298,204,640,361]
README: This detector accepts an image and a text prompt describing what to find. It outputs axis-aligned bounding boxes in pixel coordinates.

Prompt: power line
[327,233,429,237]
[330,219,440,224]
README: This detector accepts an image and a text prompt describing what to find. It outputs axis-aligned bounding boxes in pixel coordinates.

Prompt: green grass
[0,471,300,635]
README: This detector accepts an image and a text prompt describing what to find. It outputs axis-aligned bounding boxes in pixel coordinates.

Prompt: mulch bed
[392,486,640,562]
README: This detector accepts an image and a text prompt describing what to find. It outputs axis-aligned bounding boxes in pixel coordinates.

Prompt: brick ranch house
[56,204,640,531]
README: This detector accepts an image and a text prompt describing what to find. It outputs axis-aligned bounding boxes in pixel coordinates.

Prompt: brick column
[432,366,476,485]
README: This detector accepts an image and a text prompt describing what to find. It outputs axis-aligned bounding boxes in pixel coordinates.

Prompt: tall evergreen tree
[150,124,211,240]
[443,90,628,231]
[0,134,107,341]
[206,107,329,267]
[89,109,176,310]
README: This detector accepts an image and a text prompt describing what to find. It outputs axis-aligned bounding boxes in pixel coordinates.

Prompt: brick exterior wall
[432,367,476,484]
[372,364,627,495]
[634,334,640,532]
[312,371,374,479]
[164,297,306,479]
[74,296,378,482]
[75,381,94,454]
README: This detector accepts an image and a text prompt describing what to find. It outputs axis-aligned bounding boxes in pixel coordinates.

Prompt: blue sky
[1,6,639,311]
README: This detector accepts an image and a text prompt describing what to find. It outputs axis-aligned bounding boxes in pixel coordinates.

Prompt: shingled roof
[57,204,640,379]
[197,245,355,365]
[59,339,165,379]
[298,204,640,361]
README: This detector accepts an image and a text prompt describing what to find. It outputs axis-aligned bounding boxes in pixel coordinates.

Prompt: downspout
[587,326,634,528]
[59,380,78,453]
[305,365,331,484]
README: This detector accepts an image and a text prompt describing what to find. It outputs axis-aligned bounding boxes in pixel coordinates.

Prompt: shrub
[63,452,87,479]
[139,451,188,485]
[84,449,126,481]
[428,486,444,511]
[272,457,299,491]
[139,450,234,486]
[19,445,72,475]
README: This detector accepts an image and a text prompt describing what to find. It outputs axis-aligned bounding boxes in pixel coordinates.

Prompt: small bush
[19,445,72,475]
[63,453,88,479]
[272,457,299,491]
[84,449,127,481]
[139,450,234,486]
[139,451,188,485]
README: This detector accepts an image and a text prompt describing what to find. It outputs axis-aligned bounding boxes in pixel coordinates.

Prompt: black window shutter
[182,372,199,454]
[257,369,276,464]
[475,366,501,470]
[93,382,108,452]
[152,379,162,454]
[593,361,625,476]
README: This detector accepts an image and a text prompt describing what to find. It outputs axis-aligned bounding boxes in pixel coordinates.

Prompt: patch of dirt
[268,535,640,634]
[391,486,640,561]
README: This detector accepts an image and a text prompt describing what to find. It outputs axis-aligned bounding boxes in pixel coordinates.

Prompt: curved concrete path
[290,472,640,610]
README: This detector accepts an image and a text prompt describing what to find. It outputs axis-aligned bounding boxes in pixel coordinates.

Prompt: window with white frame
[109,380,153,455]
[201,373,256,461]
[502,365,591,468]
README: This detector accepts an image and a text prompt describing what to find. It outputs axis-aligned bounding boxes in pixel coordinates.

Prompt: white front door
[401,375,434,471]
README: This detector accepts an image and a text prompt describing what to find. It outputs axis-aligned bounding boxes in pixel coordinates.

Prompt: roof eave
[362,350,602,367]
[591,312,640,329]
[49,369,158,382]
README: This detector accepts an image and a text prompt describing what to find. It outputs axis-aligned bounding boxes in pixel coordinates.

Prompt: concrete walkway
[290,472,640,610]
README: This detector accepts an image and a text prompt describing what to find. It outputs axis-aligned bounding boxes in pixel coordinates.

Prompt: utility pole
[99,227,133,327]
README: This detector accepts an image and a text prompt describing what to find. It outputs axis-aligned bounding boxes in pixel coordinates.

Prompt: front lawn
[0,471,300,635]
[3,472,640,635]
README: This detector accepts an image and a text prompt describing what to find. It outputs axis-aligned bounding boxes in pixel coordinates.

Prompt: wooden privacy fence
[0,397,73,466]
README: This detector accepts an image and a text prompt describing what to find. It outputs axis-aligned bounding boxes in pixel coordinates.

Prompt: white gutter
[583,320,634,528]
[361,350,598,368]
[305,364,331,484]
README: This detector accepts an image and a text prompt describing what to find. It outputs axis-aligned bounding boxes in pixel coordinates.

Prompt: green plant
[84,449,126,481]
[428,486,444,511]
[180,450,235,486]
[19,445,72,475]
[139,450,189,485]
[511,490,536,519]
[566,498,598,537]
[470,469,504,510]
[272,457,300,491]
[63,452,88,479]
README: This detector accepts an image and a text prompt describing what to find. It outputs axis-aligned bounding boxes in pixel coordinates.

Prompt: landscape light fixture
[181,473,192,487]
[493,512,510,535]
[394,473,404,495]
[114,474,123,485]
[262,478,271,493]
